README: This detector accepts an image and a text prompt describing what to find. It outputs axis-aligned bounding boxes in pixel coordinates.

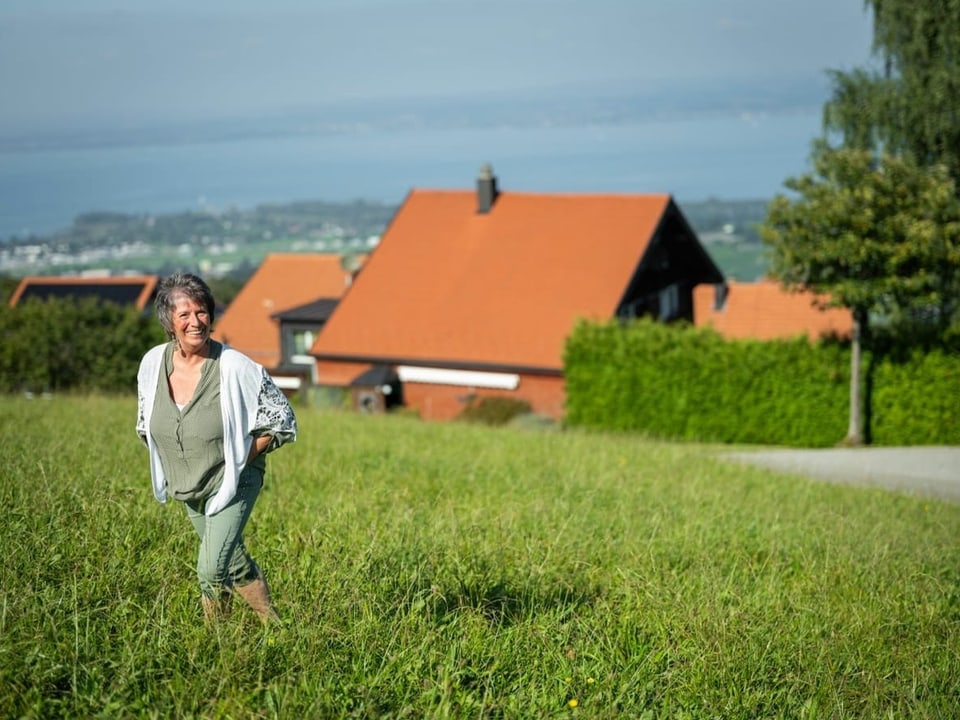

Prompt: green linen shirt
[150,342,265,502]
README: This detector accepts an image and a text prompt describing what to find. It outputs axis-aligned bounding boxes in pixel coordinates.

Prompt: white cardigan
[136,342,297,516]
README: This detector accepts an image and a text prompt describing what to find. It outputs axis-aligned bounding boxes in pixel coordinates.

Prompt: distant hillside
[0,196,770,282]
[679,198,770,281]
[679,198,769,242]
[0,200,396,280]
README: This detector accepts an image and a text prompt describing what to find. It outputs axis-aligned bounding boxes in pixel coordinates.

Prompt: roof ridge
[410,188,672,199]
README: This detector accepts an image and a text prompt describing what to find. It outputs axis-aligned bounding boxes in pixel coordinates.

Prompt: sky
[0,0,877,136]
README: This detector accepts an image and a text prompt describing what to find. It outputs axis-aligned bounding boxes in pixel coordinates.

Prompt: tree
[764,0,960,445]
[0,275,20,305]
[823,0,960,183]
[0,297,167,393]
[761,146,960,445]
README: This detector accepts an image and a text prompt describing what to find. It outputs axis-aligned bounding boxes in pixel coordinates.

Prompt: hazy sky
[0,0,876,134]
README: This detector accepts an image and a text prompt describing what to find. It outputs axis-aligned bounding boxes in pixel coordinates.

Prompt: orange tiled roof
[312,189,673,371]
[213,253,360,369]
[8,274,158,310]
[693,280,853,341]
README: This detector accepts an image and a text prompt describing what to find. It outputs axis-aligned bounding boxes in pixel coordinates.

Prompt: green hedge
[564,318,959,447]
[869,349,960,446]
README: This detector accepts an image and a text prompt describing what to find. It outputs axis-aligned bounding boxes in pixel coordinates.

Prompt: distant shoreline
[0,75,829,154]
[0,111,816,239]
[0,104,823,157]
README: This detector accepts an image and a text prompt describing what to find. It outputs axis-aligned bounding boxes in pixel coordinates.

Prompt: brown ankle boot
[234,576,280,624]
[201,591,232,624]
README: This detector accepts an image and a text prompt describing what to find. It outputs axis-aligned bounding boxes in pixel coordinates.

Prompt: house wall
[692,282,854,341]
[402,374,565,421]
[316,359,566,420]
[316,359,372,386]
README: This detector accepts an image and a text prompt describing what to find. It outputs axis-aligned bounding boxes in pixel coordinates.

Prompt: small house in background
[8,274,158,310]
[311,165,725,420]
[212,253,363,396]
[693,280,853,341]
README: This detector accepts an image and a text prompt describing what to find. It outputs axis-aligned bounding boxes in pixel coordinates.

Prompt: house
[8,274,158,310]
[212,253,362,394]
[693,280,853,341]
[310,166,725,420]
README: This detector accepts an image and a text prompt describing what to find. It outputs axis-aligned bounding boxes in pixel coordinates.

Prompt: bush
[456,396,533,426]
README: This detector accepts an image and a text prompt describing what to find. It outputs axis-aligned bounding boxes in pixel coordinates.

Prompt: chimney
[477,163,498,214]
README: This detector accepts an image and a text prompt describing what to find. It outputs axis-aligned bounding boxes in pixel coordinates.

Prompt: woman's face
[170,293,211,355]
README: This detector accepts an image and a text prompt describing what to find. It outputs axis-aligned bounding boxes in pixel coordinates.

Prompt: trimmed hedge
[869,349,960,446]
[564,318,959,447]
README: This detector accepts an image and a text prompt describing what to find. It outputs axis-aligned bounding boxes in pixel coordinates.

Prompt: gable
[617,200,725,320]
[8,275,158,310]
[312,189,716,371]
[213,253,360,369]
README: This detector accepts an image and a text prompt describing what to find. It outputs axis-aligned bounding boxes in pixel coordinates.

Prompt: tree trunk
[845,310,865,446]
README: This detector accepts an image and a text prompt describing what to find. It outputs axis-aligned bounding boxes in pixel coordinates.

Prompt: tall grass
[1,396,958,718]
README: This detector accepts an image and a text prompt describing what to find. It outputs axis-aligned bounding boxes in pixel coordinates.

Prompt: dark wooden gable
[616,200,725,322]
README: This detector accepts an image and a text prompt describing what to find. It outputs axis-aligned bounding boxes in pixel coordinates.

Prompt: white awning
[397,366,520,390]
[272,375,302,390]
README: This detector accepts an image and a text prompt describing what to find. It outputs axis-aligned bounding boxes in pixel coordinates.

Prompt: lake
[0,110,822,239]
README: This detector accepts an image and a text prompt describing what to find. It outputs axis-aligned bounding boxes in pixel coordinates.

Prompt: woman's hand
[246,435,272,465]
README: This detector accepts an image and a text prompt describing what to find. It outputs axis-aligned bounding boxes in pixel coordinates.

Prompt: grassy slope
[1,396,958,718]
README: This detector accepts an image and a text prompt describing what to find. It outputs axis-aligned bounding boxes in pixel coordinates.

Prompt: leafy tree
[0,297,166,393]
[761,146,960,445]
[763,1,960,445]
[823,0,960,183]
[0,275,20,305]
[206,275,246,308]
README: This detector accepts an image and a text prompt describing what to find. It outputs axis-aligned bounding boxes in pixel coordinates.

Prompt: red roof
[693,280,853,341]
[312,189,673,371]
[213,253,359,369]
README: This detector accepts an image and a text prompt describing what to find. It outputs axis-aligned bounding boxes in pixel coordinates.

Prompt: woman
[136,272,297,624]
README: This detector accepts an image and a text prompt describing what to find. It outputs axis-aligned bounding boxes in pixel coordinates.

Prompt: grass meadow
[2,395,959,719]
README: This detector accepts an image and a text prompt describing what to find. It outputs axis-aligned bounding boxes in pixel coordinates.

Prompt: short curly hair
[154,272,216,340]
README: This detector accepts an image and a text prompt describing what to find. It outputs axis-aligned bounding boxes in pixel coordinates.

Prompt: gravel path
[719,446,960,503]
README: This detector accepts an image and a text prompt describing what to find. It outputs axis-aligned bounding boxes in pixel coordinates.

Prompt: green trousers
[184,465,264,599]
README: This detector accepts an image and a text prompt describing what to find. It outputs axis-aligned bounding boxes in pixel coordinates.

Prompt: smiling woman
[135,271,298,625]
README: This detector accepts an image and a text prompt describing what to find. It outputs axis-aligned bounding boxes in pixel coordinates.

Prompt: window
[291,329,316,365]
[659,284,679,321]
[293,329,315,355]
